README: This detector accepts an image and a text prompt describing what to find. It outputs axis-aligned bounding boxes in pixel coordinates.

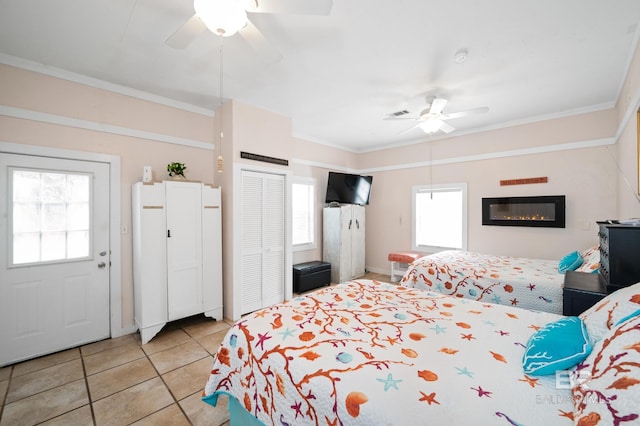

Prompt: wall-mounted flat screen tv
[325,171,373,205]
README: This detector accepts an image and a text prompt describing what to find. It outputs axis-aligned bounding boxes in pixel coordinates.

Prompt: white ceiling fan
[386,97,489,135]
[166,0,333,62]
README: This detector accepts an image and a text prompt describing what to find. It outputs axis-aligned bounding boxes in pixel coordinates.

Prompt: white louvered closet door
[240,170,285,314]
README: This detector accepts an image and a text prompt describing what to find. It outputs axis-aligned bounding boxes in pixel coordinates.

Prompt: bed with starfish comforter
[202,279,576,425]
[400,250,566,314]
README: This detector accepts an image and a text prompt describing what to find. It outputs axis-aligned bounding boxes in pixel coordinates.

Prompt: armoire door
[338,205,353,282]
[240,170,285,314]
[165,181,203,321]
[351,205,366,278]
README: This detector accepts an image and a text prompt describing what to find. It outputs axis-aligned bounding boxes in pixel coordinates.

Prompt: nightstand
[563,271,607,316]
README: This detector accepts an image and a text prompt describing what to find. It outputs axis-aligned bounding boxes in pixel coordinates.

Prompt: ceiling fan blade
[444,106,489,120]
[439,121,456,133]
[399,123,421,135]
[166,14,207,49]
[429,98,448,115]
[239,18,283,64]
[246,0,333,15]
[384,116,419,121]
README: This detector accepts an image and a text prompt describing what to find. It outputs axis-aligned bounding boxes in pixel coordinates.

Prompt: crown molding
[0,53,215,117]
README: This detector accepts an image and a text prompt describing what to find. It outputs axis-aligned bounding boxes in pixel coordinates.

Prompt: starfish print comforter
[203,280,574,425]
[400,250,564,314]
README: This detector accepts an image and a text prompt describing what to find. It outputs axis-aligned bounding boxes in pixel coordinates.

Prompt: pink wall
[357,109,617,170]
[2,37,638,328]
[213,101,357,316]
[614,40,640,219]
[359,109,621,273]
[289,136,359,264]
[0,63,217,331]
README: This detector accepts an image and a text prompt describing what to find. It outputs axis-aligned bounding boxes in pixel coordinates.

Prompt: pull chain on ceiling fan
[217,39,225,173]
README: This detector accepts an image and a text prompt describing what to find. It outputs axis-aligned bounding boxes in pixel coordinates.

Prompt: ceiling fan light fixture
[419,119,441,134]
[194,0,247,37]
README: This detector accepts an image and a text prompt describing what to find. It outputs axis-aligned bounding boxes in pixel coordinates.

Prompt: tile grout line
[79,348,98,426]
[141,345,192,425]
[2,317,235,425]
[0,366,13,424]
[132,323,219,425]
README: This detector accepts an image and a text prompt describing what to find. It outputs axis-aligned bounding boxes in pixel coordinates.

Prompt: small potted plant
[167,162,187,179]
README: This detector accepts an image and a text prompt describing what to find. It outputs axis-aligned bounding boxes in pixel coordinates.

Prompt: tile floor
[0,272,390,425]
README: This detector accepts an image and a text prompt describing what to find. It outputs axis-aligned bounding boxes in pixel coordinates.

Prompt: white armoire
[132,181,223,344]
[323,205,365,283]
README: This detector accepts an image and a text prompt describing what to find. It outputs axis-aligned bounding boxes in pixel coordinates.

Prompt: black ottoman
[293,261,331,293]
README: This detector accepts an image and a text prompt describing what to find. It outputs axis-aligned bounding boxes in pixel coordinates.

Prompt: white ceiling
[1,0,640,152]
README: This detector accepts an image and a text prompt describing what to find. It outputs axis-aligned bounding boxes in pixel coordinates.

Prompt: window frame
[411,182,468,253]
[291,176,317,252]
[9,167,93,267]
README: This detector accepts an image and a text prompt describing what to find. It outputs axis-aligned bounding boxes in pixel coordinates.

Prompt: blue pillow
[522,316,592,376]
[558,251,583,273]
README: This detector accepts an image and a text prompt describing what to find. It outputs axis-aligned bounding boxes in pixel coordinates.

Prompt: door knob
[98,262,106,269]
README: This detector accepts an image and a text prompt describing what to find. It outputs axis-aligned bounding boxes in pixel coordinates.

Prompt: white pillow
[575,245,599,273]
[579,282,640,342]
[571,314,640,424]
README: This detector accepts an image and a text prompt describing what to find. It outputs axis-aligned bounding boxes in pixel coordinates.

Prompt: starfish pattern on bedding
[377,373,403,391]
[518,376,540,388]
[419,391,440,405]
[455,366,474,378]
[290,401,303,418]
[431,324,446,334]
[256,332,272,350]
[471,386,492,398]
[278,327,295,340]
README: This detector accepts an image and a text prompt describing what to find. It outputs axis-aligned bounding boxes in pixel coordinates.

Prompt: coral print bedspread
[203,280,573,425]
[401,250,564,314]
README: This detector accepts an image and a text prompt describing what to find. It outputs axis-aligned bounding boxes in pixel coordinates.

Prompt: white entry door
[0,153,110,366]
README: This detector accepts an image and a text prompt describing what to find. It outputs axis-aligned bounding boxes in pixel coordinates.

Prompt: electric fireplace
[482,195,566,228]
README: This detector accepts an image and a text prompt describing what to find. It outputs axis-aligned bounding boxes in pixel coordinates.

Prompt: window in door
[10,168,91,266]
[412,183,467,252]
[291,177,316,251]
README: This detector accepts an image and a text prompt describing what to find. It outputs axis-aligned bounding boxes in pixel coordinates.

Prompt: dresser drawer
[597,222,640,290]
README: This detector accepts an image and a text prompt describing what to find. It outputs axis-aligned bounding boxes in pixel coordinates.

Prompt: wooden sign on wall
[240,151,288,166]
[500,176,548,186]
